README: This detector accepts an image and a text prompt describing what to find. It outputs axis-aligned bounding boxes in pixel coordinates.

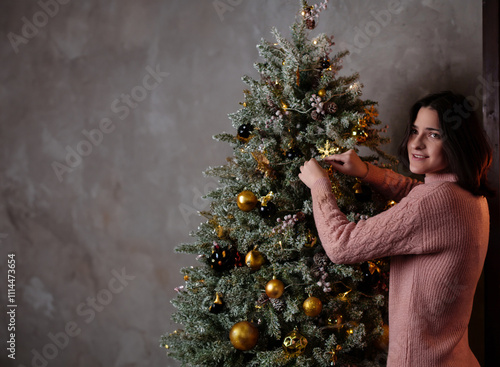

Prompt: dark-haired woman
[299,91,492,366]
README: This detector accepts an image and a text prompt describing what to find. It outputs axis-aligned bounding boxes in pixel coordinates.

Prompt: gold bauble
[245,249,265,271]
[302,296,322,317]
[229,321,259,351]
[237,190,258,211]
[265,278,285,299]
[282,329,308,357]
[317,88,326,97]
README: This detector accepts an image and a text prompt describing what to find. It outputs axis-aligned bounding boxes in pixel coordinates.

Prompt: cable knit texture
[310,163,489,367]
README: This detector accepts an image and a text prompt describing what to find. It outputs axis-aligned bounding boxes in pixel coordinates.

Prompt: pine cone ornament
[256,293,269,308]
[311,110,323,121]
[306,18,316,30]
[270,297,286,312]
[324,101,338,114]
[314,253,329,267]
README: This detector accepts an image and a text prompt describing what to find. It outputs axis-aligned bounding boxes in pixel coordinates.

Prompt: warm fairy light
[313,39,318,45]
[281,101,288,110]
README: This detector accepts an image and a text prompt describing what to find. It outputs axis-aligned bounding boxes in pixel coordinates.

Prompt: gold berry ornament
[282,328,308,357]
[265,277,285,299]
[229,321,259,351]
[302,296,322,317]
[245,249,265,271]
[317,88,326,97]
[237,190,258,211]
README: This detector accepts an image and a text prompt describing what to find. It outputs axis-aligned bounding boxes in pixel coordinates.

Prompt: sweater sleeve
[361,163,422,202]
[310,177,428,264]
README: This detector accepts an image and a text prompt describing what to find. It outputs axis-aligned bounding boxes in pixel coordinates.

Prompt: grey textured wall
[0,1,482,366]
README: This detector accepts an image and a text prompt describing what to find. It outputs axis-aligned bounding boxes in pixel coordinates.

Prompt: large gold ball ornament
[282,329,308,357]
[265,278,285,299]
[302,296,322,317]
[245,249,265,271]
[229,321,259,351]
[317,88,326,97]
[237,190,258,212]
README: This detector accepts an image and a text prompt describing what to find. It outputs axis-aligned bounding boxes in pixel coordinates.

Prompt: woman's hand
[299,158,329,189]
[324,149,368,178]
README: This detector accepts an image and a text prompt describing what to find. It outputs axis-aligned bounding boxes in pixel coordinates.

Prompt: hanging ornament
[237,124,254,142]
[282,328,308,357]
[353,180,372,202]
[351,126,368,143]
[252,151,276,179]
[233,249,244,268]
[258,192,276,218]
[319,56,331,70]
[328,345,343,365]
[215,225,227,239]
[317,88,326,97]
[237,190,258,211]
[311,110,323,121]
[285,147,303,159]
[303,296,322,317]
[270,298,286,312]
[385,200,397,210]
[229,321,259,351]
[258,201,276,218]
[304,230,317,248]
[265,277,285,299]
[324,101,338,114]
[209,293,224,314]
[328,313,344,330]
[359,261,381,294]
[255,293,269,309]
[363,105,379,125]
[317,141,340,158]
[209,243,238,271]
[301,5,315,29]
[245,248,265,271]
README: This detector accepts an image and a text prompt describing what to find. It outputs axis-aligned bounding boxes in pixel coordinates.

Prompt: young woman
[298,91,493,366]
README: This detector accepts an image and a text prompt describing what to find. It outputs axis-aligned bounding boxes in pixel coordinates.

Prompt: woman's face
[407,107,448,176]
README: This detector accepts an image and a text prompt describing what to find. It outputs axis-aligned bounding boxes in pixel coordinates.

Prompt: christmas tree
[161,1,397,365]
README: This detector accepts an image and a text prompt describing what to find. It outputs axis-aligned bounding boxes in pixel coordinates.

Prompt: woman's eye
[429,132,441,139]
[410,128,418,135]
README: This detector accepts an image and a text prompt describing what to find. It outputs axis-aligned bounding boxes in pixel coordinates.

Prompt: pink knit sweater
[310,163,489,366]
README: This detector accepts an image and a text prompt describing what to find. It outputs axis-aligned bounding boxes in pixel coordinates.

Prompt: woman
[298,91,493,366]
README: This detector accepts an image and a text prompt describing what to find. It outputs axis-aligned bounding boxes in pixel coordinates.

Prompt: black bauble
[237,124,254,139]
[320,56,331,69]
[354,184,372,202]
[258,201,277,218]
[358,262,380,294]
[285,148,303,159]
[209,244,233,271]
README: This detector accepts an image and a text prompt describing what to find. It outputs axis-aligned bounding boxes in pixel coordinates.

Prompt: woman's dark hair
[398,91,494,197]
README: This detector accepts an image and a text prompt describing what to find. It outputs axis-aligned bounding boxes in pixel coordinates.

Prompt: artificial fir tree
[161,1,397,365]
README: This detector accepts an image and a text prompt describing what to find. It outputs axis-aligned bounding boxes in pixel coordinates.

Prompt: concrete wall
[0,1,482,366]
